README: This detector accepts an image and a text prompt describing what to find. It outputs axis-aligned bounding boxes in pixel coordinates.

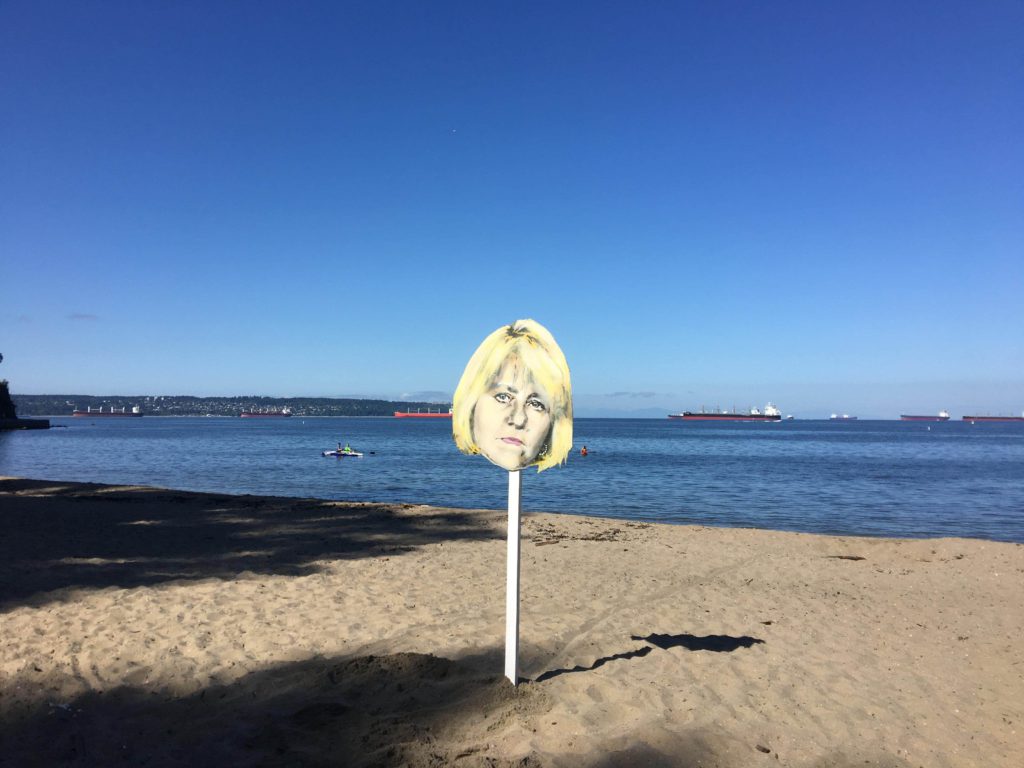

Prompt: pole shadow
[535,632,765,682]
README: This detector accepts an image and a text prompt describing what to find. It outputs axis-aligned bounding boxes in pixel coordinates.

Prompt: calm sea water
[2,417,1022,543]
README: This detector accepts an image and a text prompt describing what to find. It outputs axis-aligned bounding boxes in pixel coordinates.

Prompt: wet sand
[1,476,1021,767]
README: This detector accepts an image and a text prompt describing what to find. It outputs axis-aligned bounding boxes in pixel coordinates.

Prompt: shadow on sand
[0,478,502,608]
[535,632,765,682]
[0,648,538,768]
[1,644,908,768]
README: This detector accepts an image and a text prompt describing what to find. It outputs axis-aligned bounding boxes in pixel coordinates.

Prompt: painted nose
[506,401,528,428]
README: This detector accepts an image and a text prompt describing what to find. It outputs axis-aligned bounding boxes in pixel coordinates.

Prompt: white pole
[505,469,522,685]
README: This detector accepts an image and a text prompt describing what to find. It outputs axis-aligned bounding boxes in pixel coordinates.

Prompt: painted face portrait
[453,319,572,472]
[471,357,552,470]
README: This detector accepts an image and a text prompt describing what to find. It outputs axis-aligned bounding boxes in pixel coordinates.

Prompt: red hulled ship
[962,414,1024,423]
[394,409,452,418]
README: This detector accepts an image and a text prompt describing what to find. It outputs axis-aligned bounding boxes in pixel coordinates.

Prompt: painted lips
[501,437,525,446]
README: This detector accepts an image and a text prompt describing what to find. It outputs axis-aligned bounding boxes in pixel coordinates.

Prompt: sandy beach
[1,476,1021,767]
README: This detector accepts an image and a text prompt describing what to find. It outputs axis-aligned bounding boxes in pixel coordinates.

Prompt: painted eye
[526,397,547,412]
[494,392,512,405]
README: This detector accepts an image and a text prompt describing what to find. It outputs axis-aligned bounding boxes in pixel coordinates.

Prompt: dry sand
[1,476,1021,767]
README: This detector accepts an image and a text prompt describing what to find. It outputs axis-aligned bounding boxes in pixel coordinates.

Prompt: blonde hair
[452,319,572,472]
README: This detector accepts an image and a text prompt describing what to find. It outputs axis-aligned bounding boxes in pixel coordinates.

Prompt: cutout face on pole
[453,319,572,472]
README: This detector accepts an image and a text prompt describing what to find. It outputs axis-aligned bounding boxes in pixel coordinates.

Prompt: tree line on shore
[0,383,17,420]
[1,353,19,419]
[11,394,452,418]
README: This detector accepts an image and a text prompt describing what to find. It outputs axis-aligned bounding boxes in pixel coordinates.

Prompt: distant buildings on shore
[12,394,453,418]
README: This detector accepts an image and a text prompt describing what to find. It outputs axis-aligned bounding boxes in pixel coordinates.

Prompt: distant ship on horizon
[830,414,858,421]
[963,413,1024,423]
[900,411,950,422]
[394,408,452,419]
[72,405,143,417]
[669,403,782,422]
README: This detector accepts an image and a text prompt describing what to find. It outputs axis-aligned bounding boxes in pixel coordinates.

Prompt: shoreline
[1,476,1022,766]
[4,472,1021,546]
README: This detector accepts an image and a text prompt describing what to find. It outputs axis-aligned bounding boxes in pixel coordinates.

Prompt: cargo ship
[72,406,143,417]
[962,413,1024,423]
[240,407,292,418]
[394,408,452,419]
[830,414,858,421]
[900,411,950,422]
[669,403,782,422]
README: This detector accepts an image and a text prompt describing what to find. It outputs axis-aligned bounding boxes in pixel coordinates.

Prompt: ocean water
[1,417,1022,543]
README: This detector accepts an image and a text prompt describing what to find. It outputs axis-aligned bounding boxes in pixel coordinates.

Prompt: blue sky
[2,1,1021,418]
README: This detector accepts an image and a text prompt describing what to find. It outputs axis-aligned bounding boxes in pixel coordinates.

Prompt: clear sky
[2,1,1021,418]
